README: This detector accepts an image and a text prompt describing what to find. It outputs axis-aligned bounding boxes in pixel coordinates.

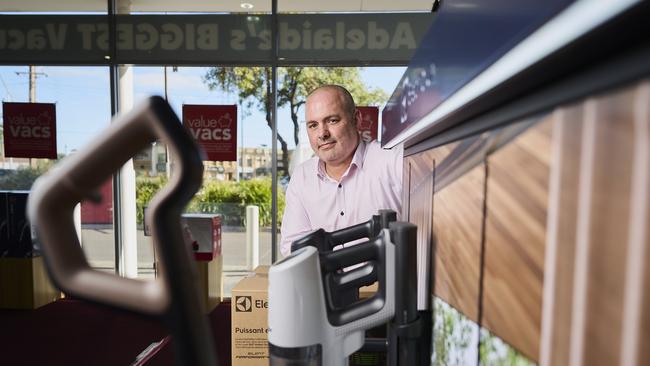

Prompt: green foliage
[0,168,42,190]
[431,298,535,366]
[479,329,534,366]
[135,175,168,224]
[135,176,284,227]
[433,298,473,366]
[0,160,57,190]
[194,177,284,227]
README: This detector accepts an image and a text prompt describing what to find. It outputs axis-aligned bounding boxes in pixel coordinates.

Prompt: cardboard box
[253,265,269,277]
[195,255,223,312]
[0,256,60,309]
[231,273,269,366]
[359,282,378,299]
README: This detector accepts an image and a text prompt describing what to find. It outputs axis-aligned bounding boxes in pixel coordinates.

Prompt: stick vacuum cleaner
[268,228,396,366]
[290,210,397,308]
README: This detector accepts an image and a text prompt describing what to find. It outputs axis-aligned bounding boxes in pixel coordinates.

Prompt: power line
[0,73,14,101]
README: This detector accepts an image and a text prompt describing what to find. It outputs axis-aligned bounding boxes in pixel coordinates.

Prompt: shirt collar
[316,139,367,180]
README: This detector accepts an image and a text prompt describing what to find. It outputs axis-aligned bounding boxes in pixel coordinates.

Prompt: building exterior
[131,144,289,181]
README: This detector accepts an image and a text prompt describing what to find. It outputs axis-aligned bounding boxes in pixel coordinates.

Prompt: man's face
[305,88,360,166]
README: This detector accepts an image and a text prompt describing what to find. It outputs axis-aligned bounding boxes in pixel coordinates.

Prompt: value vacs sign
[0,13,433,65]
[357,106,379,142]
[183,104,237,162]
[2,102,57,159]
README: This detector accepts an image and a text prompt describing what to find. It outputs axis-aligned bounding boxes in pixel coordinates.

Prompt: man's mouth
[319,141,336,149]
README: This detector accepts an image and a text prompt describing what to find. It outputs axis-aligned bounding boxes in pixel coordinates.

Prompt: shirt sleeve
[279,176,313,258]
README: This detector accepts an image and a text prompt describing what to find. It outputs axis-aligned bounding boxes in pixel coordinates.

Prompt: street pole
[29,66,36,102]
[15,66,47,168]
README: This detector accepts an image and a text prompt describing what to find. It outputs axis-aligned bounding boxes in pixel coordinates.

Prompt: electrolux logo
[235,296,252,312]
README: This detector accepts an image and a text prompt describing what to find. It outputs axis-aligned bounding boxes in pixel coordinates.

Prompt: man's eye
[307,123,317,129]
[328,119,339,124]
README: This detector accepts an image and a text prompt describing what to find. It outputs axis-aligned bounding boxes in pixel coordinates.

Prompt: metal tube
[271,0,279,263]
[107,0,122,276]
[388,222,418,365]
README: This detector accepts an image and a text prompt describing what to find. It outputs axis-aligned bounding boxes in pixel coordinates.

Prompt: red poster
[183,104,237,161]
[357,106,379,142]
[2,102,57,159]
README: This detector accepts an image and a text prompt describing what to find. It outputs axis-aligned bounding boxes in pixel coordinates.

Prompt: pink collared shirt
[280,140,403,257]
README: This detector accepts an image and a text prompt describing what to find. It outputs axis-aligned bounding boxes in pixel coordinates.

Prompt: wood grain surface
[482,118,553,361]
[432,163,484,322]
[404,149,436,309]
[539,103,584,366]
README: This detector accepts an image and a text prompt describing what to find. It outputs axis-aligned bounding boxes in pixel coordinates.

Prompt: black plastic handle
[321,231,391,326]
[27,96,217,366]
[291,210,397,253]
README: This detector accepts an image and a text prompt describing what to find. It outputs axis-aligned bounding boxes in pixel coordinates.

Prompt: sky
[0,65,406,155]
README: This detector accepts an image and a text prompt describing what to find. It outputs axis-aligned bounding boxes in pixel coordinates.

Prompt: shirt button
[338,184,342,188]
[340,211,344,216]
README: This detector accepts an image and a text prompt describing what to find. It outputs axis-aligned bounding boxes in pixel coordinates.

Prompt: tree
[203,67,387,177]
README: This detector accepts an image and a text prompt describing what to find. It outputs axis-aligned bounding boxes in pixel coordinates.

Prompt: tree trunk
[264,68,289,177]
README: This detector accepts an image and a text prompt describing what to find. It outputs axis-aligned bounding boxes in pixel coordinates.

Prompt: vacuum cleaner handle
[27,96,217,366]
[291,209,397,253]
[320,230,395,327]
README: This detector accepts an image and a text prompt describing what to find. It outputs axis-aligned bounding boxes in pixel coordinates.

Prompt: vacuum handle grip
[28,97,216,366]
[325,230,394,327]
[320,241,380,272]
[328,219,376,246]
[29,96,199,314]
[329,209,396,246]
[330,262,378,292]
[291,210,397,253]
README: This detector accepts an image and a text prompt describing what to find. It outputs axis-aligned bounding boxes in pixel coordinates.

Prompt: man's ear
[353,109,361,127]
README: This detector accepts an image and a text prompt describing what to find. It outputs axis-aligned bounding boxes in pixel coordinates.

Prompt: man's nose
[318,124,330,140]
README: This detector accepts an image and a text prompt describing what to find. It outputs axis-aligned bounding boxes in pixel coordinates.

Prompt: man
[280,85,403,257]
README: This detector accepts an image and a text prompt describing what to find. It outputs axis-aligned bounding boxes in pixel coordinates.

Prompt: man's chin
[317,152,338,163]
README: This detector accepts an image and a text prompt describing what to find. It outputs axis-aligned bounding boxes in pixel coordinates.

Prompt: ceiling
[0,0,435,13]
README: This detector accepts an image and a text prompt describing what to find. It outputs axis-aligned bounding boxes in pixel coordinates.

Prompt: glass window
[479,328,535,365]
[432,297,479,365]
[0,65,113,268]
[275,65,406,260]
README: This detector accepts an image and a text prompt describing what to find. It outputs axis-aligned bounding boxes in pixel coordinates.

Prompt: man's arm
[279,178,313,257]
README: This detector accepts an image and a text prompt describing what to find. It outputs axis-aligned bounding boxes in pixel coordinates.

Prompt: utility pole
[15,66,47,103]
[163,65,178,179]
[15,66,47,168]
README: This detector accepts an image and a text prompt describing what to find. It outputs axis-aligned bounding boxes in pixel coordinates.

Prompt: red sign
[2,102,57,159]
[183,104,237,161]
[357,106,379,142]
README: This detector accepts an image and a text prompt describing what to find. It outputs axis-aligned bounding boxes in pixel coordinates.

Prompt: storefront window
[0,65,113,268]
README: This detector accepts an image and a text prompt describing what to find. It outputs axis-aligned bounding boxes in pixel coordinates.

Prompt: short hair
[307,85,356,119]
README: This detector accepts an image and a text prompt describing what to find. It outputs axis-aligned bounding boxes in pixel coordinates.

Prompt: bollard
[74,203,82,245]
[246,205,260,270]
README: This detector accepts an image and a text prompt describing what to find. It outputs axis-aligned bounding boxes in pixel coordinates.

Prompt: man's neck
[324,140,361,181]
[324,160,351,182]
